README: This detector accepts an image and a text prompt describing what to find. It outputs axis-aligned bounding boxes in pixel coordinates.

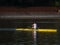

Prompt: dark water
[0,16,59,45]
[0,31,58,45]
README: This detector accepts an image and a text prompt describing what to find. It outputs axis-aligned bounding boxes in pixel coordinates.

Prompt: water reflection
[0,30,58,45]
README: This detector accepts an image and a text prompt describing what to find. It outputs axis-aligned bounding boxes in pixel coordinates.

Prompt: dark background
[0,0,59,7]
